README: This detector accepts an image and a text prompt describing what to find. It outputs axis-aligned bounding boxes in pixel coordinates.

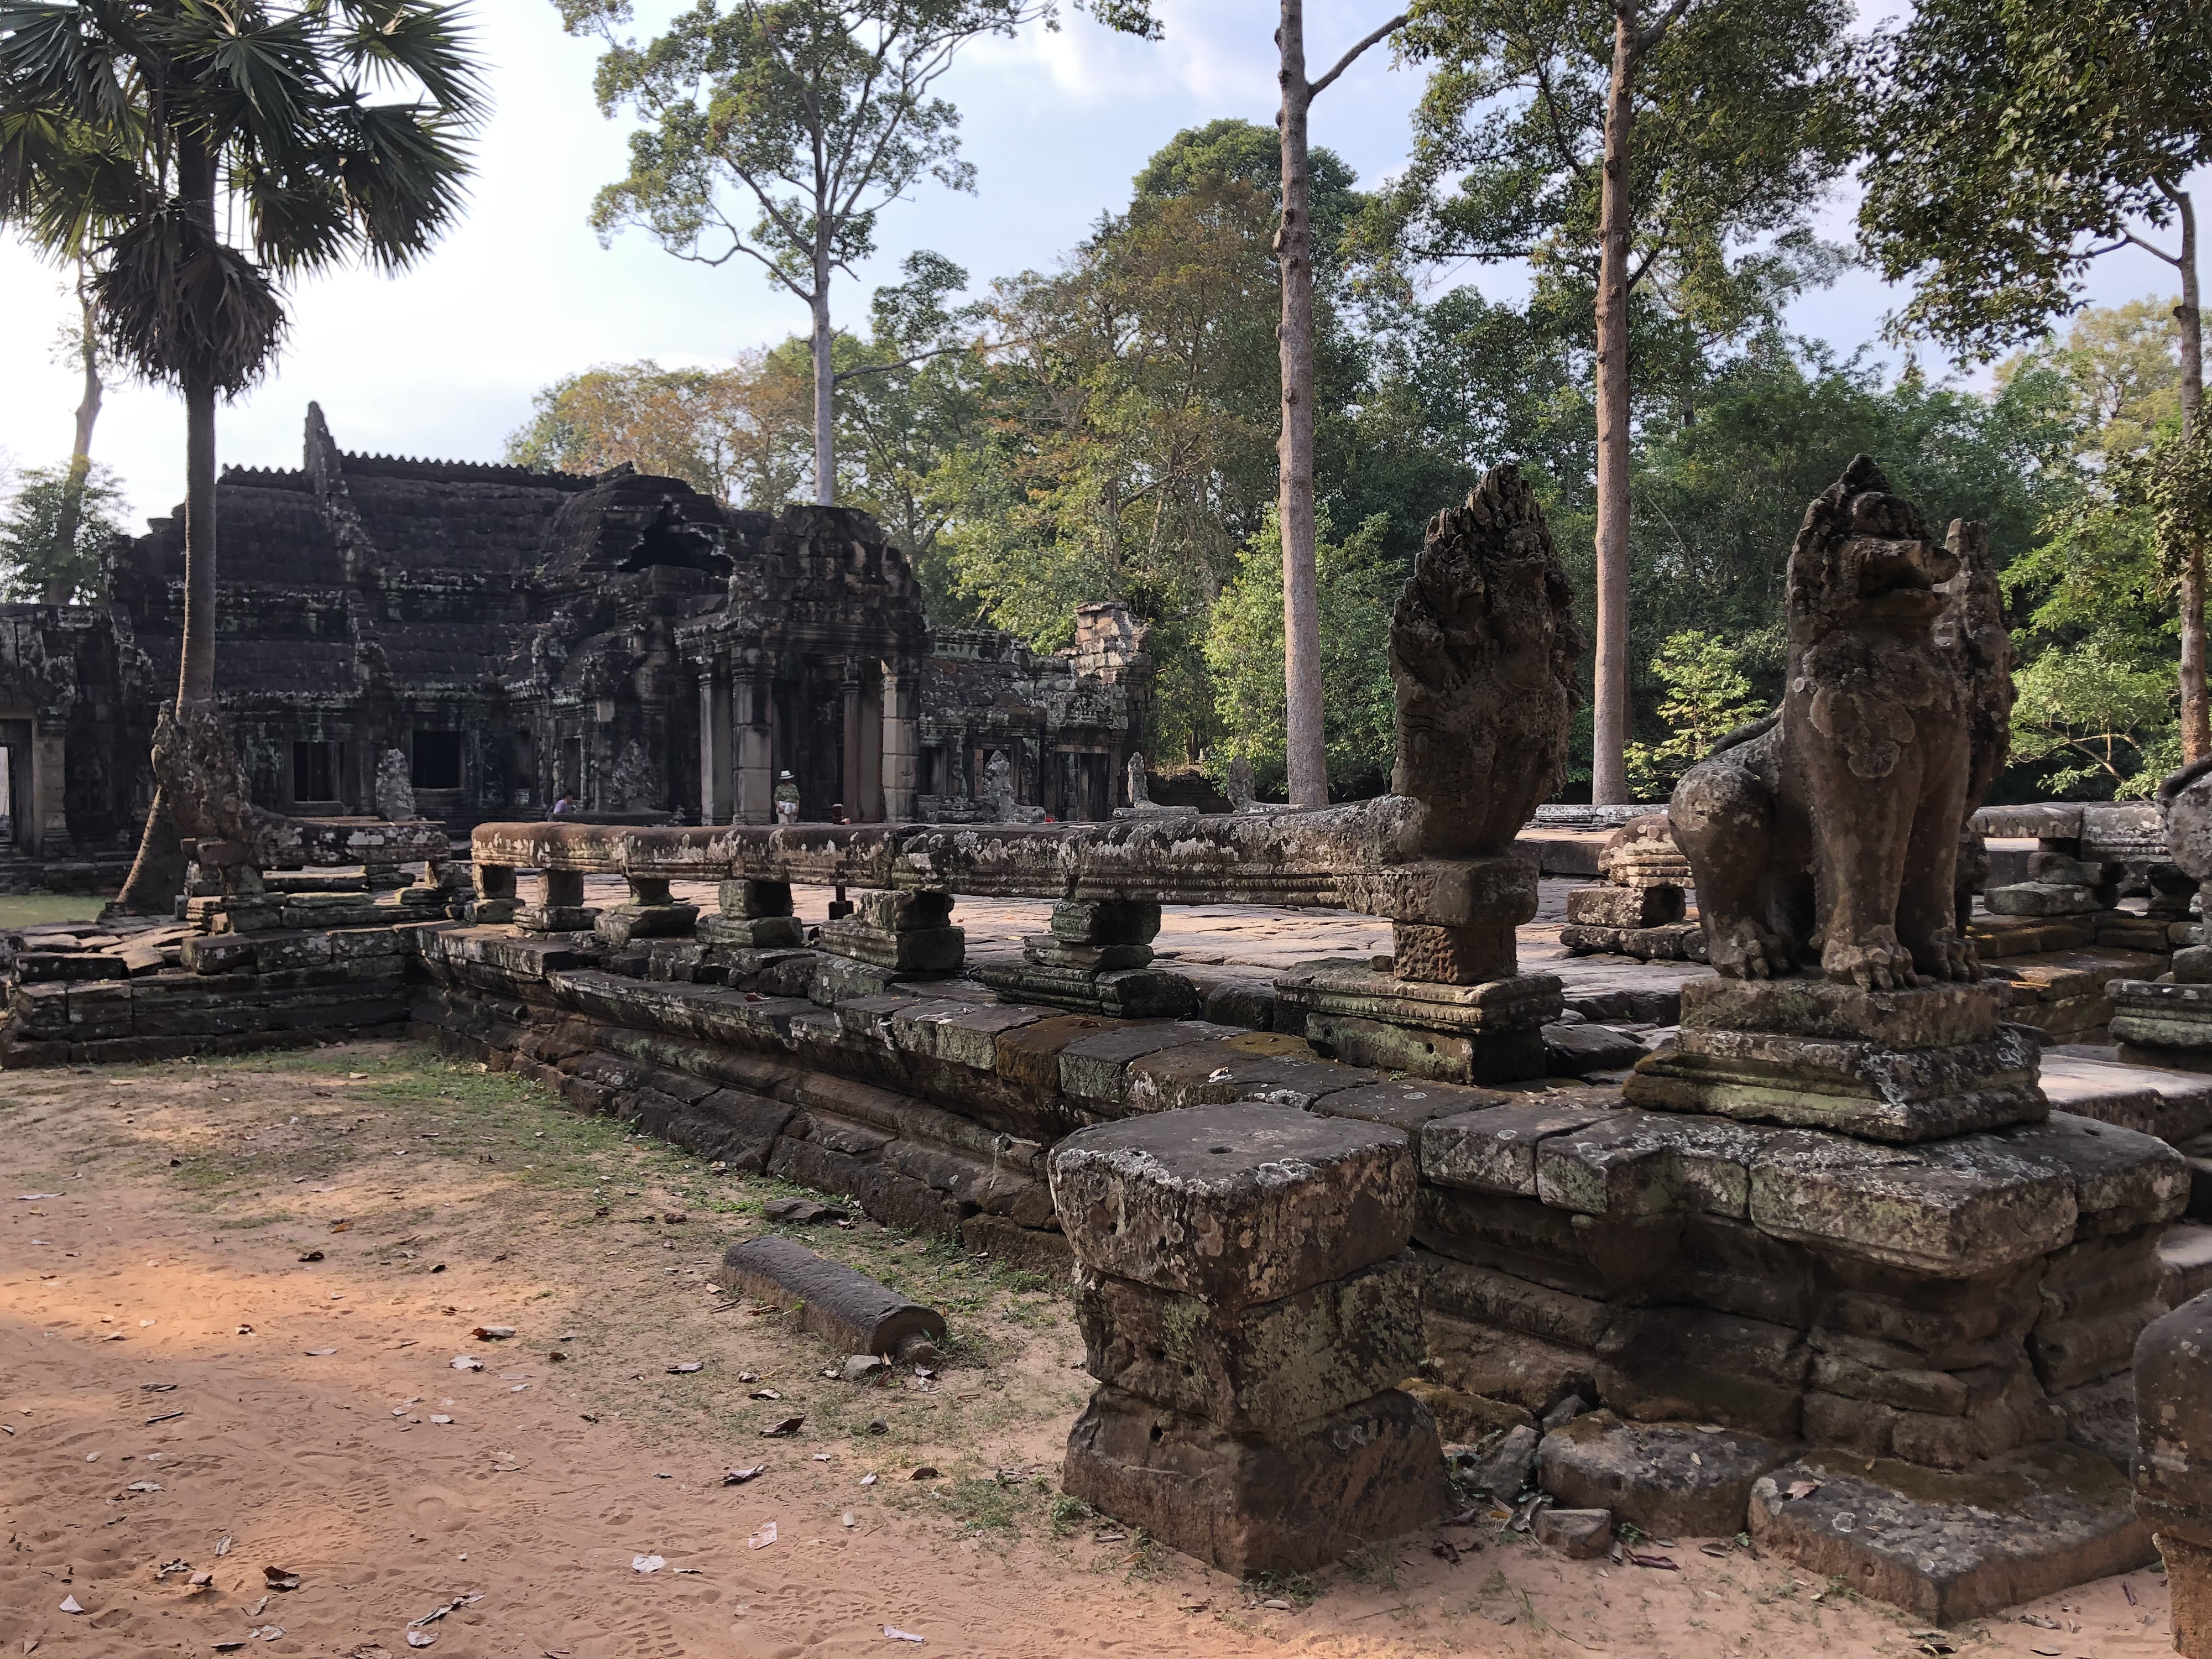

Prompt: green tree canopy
[0,458,125,603]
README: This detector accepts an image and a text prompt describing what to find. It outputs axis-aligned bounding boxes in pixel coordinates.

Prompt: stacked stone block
[1050,1102,1445,1572]
[1559,813,1705,963]
[814,890,963,995]
[978,899,1194,1018]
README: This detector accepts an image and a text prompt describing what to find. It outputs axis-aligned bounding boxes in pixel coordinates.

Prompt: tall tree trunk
[114,140,223,915]
[1275,0,1327,809]
[812,269,836,508]
[1590,5,1639,806]
[45,268,105,606]
[2176,190,2208,764]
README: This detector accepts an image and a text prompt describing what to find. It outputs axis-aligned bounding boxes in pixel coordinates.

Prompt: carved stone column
[735,668,774,826]
[881,665,919,823]
[698,666,734,825]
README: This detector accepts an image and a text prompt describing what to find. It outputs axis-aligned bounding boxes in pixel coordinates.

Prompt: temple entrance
[0,717,33,853]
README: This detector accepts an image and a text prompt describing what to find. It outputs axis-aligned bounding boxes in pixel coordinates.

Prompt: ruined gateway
[0,405,1150,878]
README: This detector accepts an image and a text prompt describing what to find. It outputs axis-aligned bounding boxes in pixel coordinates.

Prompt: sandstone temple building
[0,405,1151,879]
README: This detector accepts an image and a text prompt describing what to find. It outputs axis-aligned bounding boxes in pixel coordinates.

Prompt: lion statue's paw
[1909,930,1979,983]
[1823,930,1919,992]
[1712,920,1794,981]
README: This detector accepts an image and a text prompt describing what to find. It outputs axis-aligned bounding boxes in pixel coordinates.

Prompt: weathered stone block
[66,980,133,1041]
[1049,1101,1416,1310]
[1073,1256,1423,1434]
[886,999,1039,1072]
[1390,921,1516,986]
[1422,1308,1594,1411]
[1316,1077,1507,1137]
[180,933,258,974]
[1021,936,1154,972]
[1749,1443,2152,1623]
[1676,976,1997,1047]
[1050,899,1160,945]
[1411,1253,1614,1351]
[1533,1507,1613,1558]
[9,980,70,1037]
[856,889,954,932]
[1537,1410,1796,1536]
[1056,1021,1237,1108]
[1121,1035,1358,1114]
[1535,1110,1766,1219]
[1543,1022,1647,1076]
[1598,1307,1809,1439]
[1421,1101,1616,1196]
[1564,884,1685,928]
[816,917,963,973]
[1628,1022,2047,1142]
[598,902,700,948]
[2160,1533,2212,1659]
[1061,1384,1445,1574]
[977,959,1197,1019]
[1746,1128,2078,1275]
[718,879,794,919]
[1986,881,2103,916]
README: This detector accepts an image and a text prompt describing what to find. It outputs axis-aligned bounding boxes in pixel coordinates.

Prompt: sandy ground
[0,1039,2184,1658]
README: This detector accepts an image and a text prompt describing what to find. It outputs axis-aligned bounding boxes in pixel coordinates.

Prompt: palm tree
[0,0,485,909]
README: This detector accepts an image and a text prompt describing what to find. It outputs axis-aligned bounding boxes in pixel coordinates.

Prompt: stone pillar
[30,724,68,857]
[978,899,1194,1019]
[839,664,862,818]
[736,671,774,826]
[699,670,734,825]
[882,666,918,823]
[698,878,803,947]
[516,867,597,935]
[1050,1101,1443,1574]
[858,672,884,822]
[813,889,962,999]
[470,862,520,925]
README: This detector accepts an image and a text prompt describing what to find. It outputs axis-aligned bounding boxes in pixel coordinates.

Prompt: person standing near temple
[773,771,800,825]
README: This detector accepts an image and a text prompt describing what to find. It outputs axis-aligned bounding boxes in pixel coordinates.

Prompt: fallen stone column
[1049,1100,1444,1573]
[716,1233,945,1363]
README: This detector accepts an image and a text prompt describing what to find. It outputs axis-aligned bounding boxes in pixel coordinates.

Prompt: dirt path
[0,1041,2180,1658]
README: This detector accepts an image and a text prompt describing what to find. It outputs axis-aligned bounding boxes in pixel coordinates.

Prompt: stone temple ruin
[0,404,1151,888]
[15,453,2212,1637]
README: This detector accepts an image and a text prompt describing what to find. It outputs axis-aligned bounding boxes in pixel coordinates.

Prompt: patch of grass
[1246,1569,1320,1609]
[0,891,106,928]
[942,1474,1039,1533]
[1049,1494,1092,1537]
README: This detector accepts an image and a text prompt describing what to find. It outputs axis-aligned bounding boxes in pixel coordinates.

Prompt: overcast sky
[0,0,2198,525]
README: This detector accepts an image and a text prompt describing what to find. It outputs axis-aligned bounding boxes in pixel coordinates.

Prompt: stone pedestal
[979,900,1193,1018]
[1051,1102,1444,1573]
[1558,880,1704,961]
[469,861,520,925]
[1624,978,2047,1143]
[598,874,700,948]
[816,890,962,977]
[517,868,598,934]
[1272,962,1559,1085]
[697,878,805,948]
[2113,951,2212,1071]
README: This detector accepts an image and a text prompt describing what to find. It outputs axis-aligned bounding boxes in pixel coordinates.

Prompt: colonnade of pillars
[693,662,917,826]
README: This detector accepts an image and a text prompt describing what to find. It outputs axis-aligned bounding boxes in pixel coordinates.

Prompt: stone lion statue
[1671,455,2007,989]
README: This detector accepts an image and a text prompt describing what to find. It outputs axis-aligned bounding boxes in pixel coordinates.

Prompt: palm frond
[334,0,486,118]
[93,201,285,393]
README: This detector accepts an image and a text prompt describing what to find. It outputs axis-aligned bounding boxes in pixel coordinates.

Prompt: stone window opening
[411,729,464,792]
[292,740,342,804]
